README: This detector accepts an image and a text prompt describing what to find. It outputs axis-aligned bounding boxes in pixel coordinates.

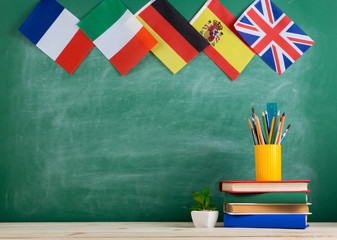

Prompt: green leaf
[205,196,211,208]
[201,188,209,197]
[190,204,203,211]
[192,191,201,198]
[206,205,217,210]
[192,188,214,210]
[192,192,205,206]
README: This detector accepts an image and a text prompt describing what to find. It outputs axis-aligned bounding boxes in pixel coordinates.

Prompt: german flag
[137,0,209,74]
[190,0,255,80]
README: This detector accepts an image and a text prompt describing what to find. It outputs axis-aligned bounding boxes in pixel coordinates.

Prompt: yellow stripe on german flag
[137,0,209,74]
[190,0,255,80]
[137,16,187,74]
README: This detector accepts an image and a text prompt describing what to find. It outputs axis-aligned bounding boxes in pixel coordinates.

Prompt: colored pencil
[265,111,270,132]
[262,112,269,144]
[251,117,257,137]
[274,124,281,144]
[276,113,285,144]
[271,110,280,144]
[269,116,275,143]
[252,117,256,130]
[280,124,291,144]
[252,117,260,144]
[254,113,265,145]
[248,119,259,145]
[248,108,290,146]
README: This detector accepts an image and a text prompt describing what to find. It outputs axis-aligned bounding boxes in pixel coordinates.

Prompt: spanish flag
[137,0,209,74]
[190,0,255,80]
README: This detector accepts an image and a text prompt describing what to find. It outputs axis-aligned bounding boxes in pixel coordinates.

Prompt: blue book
[223,214,309,229]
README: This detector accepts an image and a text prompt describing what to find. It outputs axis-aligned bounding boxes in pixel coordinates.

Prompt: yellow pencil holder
[255,145,281,181]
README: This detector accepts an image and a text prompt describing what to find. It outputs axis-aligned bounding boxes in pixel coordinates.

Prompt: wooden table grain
[0,222,336,240]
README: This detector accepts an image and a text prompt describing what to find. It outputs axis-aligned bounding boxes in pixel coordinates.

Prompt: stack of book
[219,180,311,229]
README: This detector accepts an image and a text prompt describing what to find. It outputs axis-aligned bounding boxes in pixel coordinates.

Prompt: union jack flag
[234,0,314,75]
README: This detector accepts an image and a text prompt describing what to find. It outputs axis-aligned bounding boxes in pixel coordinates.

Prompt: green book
[224,192,308,204]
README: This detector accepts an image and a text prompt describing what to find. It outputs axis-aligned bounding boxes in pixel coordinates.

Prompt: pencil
[262,112,269,144]
[248,119,259,145]
[280,124,291,144]
[265,111,270,132]
[269,116,275,143]
[254,113,265,145]
[276,112,285,144]
[274,124,281,144]
[252,117,256,130]
[252,118,259,141]
[271,110,280,144]
[251,117,259,144]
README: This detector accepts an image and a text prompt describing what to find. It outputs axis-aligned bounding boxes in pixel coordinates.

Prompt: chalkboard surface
[0,0,336,222]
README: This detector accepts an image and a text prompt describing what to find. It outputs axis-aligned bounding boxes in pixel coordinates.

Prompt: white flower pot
[191,210,219,228]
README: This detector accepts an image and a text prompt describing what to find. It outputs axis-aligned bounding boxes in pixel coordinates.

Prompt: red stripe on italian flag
[78,0,157,75]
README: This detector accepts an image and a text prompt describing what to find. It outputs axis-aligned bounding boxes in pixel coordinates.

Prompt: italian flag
[78,0,157,75]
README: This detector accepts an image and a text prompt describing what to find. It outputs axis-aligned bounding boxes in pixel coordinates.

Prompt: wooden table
[0,222,336,239]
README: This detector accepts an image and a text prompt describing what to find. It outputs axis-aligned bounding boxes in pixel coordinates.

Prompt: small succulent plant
[190,188,217,211]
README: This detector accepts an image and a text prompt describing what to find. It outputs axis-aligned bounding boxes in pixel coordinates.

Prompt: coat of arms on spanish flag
[136,0,209,74]
[190,0,255,80]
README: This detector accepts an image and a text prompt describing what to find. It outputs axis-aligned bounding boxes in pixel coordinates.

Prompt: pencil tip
[287,124,291,129]
[282,112,285,116]
[252,108,255,114]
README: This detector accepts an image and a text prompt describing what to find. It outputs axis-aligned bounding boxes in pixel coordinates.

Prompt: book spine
[223,192,307,204]
[223,214,308,229]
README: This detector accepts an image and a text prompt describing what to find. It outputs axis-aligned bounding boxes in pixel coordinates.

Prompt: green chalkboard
[0,0,336,222]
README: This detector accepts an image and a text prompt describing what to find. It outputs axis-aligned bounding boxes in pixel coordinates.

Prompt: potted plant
[190,188,218,228]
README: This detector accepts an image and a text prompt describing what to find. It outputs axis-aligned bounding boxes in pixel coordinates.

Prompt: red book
[219,180,310,193]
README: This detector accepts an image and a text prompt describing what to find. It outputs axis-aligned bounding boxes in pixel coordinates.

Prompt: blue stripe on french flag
[18,0,93,74]
[19,0,64,45]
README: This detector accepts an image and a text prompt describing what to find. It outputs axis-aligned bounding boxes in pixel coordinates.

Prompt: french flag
[19,0,94,74]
